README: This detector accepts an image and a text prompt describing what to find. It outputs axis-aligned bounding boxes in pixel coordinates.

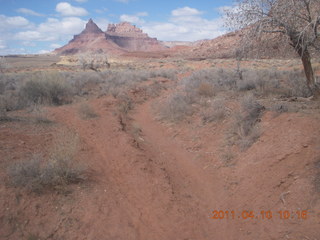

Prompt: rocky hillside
[54,19,166,55]
[106,22,167,52]
[179,30,298,59]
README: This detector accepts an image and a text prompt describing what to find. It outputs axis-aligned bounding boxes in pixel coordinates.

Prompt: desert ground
[0,54,320,240]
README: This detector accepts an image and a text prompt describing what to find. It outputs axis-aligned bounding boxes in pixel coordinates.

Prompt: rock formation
[55,19,166,55]
[105,22,166,52]
[54,19,123,55]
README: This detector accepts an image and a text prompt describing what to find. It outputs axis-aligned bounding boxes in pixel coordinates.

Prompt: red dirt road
[1,83,320,239]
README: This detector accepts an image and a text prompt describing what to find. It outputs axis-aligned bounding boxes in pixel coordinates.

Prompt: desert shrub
[314,160,320,192]
[0,96,7,120]
[149,69,177,80]
[237,79,256,91]
[220,151,235,167]
[7,130,86,193]
[78,53,110,71]
[201,98,226,123]
[78,103,98,119]
[117,95,134,115]
[0,80,5,95]
[228,94,265,150]
[0,56,8,73]
[271,103,289,113]
[71,72,103,96]
[3,91,23,111]
[160,93,193,122]
[7,156,42,188]
[183,69,237,103]
[197,82,215,97]
[7,155,85,193]
[29,104,53,124]
[217,68,237,90]
[286,71,311,97]
[146,81,164,98]
[101,70,148,96]
[236,69,281,94]
[20,72,72,105]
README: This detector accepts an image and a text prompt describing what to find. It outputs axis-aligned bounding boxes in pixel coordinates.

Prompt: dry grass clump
[0,56,9,73]
[7,130,86,193]
[315,172,320,192]
[313,159,320,192]
[70,72,104,96]
[100,70,150,97]
[0,80,5,95]
[201,98,227,123]
[270,102,289,113]
[227,94,265,150]
[159,93,193,122]
[20,71,73,106]
[28,103,53,124]
[236,68,311,98]
[285,70,311,98]
[78,103,98,119]
[117,95,134,115]
[0,96,8,121]
[197,82,215,98]
[220,151,236,167]
[149,69,177,80]
[183,69,237,102]
[236,68,281,94]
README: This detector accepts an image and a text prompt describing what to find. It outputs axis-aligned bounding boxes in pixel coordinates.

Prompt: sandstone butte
[54,19,167,55]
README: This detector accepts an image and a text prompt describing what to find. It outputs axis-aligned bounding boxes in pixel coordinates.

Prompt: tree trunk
[300,49,320,98]
[292,41,320,99]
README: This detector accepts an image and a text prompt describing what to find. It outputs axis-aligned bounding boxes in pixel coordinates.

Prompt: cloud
[38,49,51,54]
[0,39,7,49]
[141,6,225,41]
[0,15,30,30]
[50,43,62,49]
[120,12,148,25]
[0,47,27,55]
[15,17,86,42]
[95,8,108,14]
[120,14,144,24]
[137,12,148,17]
[56,2,88,16]
[115,0,130,3]
[171,7,202,17]
[16,8,45,17]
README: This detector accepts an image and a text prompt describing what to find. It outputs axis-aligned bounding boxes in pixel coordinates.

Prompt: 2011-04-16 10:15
[210,210,308,220]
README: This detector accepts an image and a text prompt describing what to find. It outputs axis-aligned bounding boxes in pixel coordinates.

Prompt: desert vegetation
[7,129,86,193]
[1,54,319,240]
[225,0,320,98]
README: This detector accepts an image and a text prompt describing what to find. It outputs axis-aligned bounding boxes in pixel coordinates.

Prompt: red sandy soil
[1,66,320,240]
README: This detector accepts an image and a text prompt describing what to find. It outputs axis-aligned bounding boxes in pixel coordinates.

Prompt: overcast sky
[0,0,234,55]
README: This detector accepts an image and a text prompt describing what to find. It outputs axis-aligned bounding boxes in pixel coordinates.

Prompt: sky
[0,0,234,55]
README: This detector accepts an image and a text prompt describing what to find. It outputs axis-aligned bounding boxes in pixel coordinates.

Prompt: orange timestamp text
[210,210,308,220]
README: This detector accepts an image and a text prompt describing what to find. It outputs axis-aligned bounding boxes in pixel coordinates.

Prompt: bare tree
[224,0,320,98]
[78,53,110,72]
